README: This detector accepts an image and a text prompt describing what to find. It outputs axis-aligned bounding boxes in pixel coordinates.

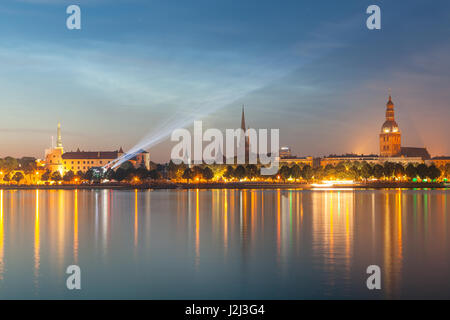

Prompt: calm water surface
[0,188,448,299]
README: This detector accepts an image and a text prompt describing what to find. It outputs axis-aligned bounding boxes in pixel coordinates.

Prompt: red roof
[62,151,120,160]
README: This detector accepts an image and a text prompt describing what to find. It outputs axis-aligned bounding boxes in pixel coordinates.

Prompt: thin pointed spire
[56,122,62,148]
[241,105,246,131]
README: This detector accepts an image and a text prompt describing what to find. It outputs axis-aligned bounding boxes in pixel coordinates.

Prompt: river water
[0,188,448,299]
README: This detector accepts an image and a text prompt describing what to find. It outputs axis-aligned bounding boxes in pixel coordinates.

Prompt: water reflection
[34,190,40,288]
[0,188,448,299]
[74,189,78,264]
[0,190,4,281]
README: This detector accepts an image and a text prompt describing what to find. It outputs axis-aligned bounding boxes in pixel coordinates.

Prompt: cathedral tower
[380,95,401,157]
[241,105,250,160]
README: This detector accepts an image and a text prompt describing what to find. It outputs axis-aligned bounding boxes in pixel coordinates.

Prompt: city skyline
[1,1,450,162]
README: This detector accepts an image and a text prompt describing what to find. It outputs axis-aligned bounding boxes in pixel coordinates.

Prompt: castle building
[380,95,401,157]
[44,123,150,174]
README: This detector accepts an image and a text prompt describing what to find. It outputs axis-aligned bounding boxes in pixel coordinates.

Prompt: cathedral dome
[381,120,399,133]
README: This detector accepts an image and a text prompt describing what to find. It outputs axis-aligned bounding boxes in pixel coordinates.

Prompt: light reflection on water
[0,188,448,299]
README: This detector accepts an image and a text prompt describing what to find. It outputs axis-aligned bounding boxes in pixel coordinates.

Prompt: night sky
[0,0,449,162]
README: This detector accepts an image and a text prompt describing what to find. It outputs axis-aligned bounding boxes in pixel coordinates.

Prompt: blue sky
[0,0,449,161]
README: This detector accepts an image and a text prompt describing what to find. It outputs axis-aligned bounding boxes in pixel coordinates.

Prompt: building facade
[320,154,424,167]
[44,122,64,174]
[279,156,313,167]
[380,95,401,157]
[44,123,150,174]
[430,156,450,169]
[279,147,292,159]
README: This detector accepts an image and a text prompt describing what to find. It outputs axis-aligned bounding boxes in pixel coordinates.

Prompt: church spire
[56,122,63,148]
[241,105,246,131]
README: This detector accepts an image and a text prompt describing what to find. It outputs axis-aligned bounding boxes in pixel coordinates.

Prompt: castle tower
[56,122,63,149]
[44,122,64,173]
[380,95,401,157]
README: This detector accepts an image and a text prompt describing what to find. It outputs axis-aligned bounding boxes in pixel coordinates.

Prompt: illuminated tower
[56,122,63,149]
[241,105,250,160]
[44,122,64,174]
[380,95,401,157]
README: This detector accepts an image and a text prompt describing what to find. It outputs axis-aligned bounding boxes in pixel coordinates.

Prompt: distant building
[379,94,431,160]
[380,95,401,157]
[279,147,292,159]
[44,122,64,174]
[320,154,424,167]
[320,155,381,167]
[400,147,431,160]
[44,123,150,174]
[430,156,450,168]
[279,156,313,167]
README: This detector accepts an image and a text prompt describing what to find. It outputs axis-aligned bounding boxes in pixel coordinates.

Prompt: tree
[148,169,162,180]
[135,166,149,180]
[120,161,134,171]
[2,157,18,171]
[394,163,405,180]
[313,166,325,181]
[416,164,428,180]
[167,160,181,180]
[83,169,94,182]
[19,157,37,173]
[279,165,290,181]
[324,164,336,179]
[202,167,214,181]
[290,164,301,180]
[335,162,347,180]
[383,162,395,180]
[373,164,384,180]
[75,170,84,182]
[2,173,10,183]
[360,162,372,181]
[223,166,234,180]
[427,165,441,181]
[182,168,193,182]
[12,172,24,184]
[348,165,360,180]
[104,168,115,181]
[234,165,246,180]
[63,170,75,182]
[114,168,127,182]
[41,169,51,182]
[245,164,258,180]
[51,171,62,182]
[405,164,417,181]
[302,165,313,182]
